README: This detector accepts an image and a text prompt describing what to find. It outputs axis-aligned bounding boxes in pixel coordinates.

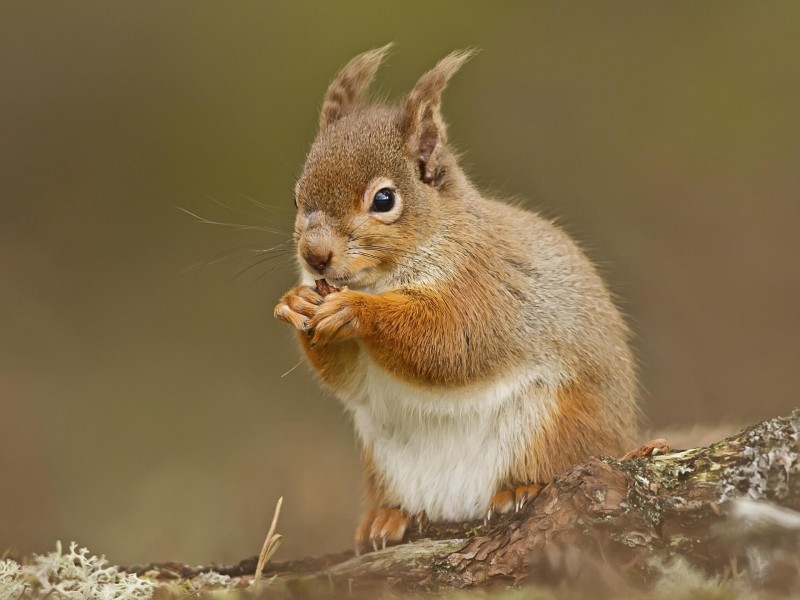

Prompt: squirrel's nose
[304,250,333,274]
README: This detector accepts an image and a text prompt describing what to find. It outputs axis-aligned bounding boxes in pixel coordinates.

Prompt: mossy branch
[127,411,800,597]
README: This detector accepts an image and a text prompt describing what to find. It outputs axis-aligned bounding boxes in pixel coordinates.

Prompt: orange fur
[309,265,520,387]
[360,446,390,509]
[508,381,635,486]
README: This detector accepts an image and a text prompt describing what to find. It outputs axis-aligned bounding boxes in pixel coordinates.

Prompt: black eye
[371,188,395,213]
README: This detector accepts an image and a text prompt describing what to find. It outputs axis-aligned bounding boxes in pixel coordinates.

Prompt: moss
[465,526,483,538]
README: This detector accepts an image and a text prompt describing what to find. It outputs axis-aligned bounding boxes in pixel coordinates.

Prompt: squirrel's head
[293,45,474,289]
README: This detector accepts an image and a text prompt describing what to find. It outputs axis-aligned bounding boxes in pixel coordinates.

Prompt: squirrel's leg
[486,380,640,521]
[353,449,416,555]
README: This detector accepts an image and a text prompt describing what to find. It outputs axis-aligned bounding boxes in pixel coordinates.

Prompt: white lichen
[719,411,800,503]
[186,570,232,591]
[8,541,158,600]
[0,558,26,600]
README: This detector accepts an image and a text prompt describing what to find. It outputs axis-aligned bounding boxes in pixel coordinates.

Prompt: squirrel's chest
[348,357,553,521]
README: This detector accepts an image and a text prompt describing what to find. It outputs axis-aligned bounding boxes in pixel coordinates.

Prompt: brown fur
[274,47,641,549]
[319,44,392,130]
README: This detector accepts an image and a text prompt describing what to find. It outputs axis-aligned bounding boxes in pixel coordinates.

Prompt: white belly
[348,357,558,521]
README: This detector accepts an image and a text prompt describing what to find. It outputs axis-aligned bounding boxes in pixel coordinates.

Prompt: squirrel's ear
[319,44,393,129]
[399,49,475,185]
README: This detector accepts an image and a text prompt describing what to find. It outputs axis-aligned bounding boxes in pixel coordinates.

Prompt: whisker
[181,241,294,274]
[281,359,305,378]
[346,249,426,273]
[346,215,372,240]
[349,245,422,261]
[181,239,294,273]
[347,236,422,251]
[348,251,381,261]
[177,207,288,236]
[231,252,294,281]
[255,261,294,282]
[237,193,295,217]
[203,194,277,225]
[229,247,296,272]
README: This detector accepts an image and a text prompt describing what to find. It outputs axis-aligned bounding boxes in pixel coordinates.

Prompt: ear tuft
[400,49,477,185]
[319,43,394,129]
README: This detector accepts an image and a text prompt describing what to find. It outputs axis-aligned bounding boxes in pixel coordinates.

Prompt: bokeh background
[1,1,798,566]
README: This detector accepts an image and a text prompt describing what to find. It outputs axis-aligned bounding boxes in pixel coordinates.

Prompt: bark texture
[129,411,800,597]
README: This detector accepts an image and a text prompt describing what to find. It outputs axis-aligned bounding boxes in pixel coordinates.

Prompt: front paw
[307,290,362,348]
[354,508,411,554]
[273,285,323,332]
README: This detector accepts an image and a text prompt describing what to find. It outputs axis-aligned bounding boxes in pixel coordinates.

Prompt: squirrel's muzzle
[303,248,333,274]
[297,211,342,276]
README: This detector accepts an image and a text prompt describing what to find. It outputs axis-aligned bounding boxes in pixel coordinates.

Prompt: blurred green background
[1,1,798,566]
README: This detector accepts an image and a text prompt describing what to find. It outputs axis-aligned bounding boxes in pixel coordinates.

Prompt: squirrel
[274,45,640,554]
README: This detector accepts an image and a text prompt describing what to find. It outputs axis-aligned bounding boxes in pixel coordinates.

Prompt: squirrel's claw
[274,285,324,332]
[355,507,410,555]
[274,303,308,331]
[487,489,515,520]
[487,483,545,522]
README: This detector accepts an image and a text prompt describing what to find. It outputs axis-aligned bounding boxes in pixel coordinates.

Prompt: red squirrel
[274,46,640,553]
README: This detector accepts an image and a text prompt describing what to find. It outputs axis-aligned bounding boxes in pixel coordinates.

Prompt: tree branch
[128,410,800,596]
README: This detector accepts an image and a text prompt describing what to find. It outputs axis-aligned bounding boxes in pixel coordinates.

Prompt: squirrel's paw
[486,483,545,522]
[354,508,410,555]
[620,438,672,460]
[307,290,360,348]
[274,285,323,331]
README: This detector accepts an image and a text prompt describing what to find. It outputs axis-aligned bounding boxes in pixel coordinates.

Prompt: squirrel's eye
[371,188,395,213]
